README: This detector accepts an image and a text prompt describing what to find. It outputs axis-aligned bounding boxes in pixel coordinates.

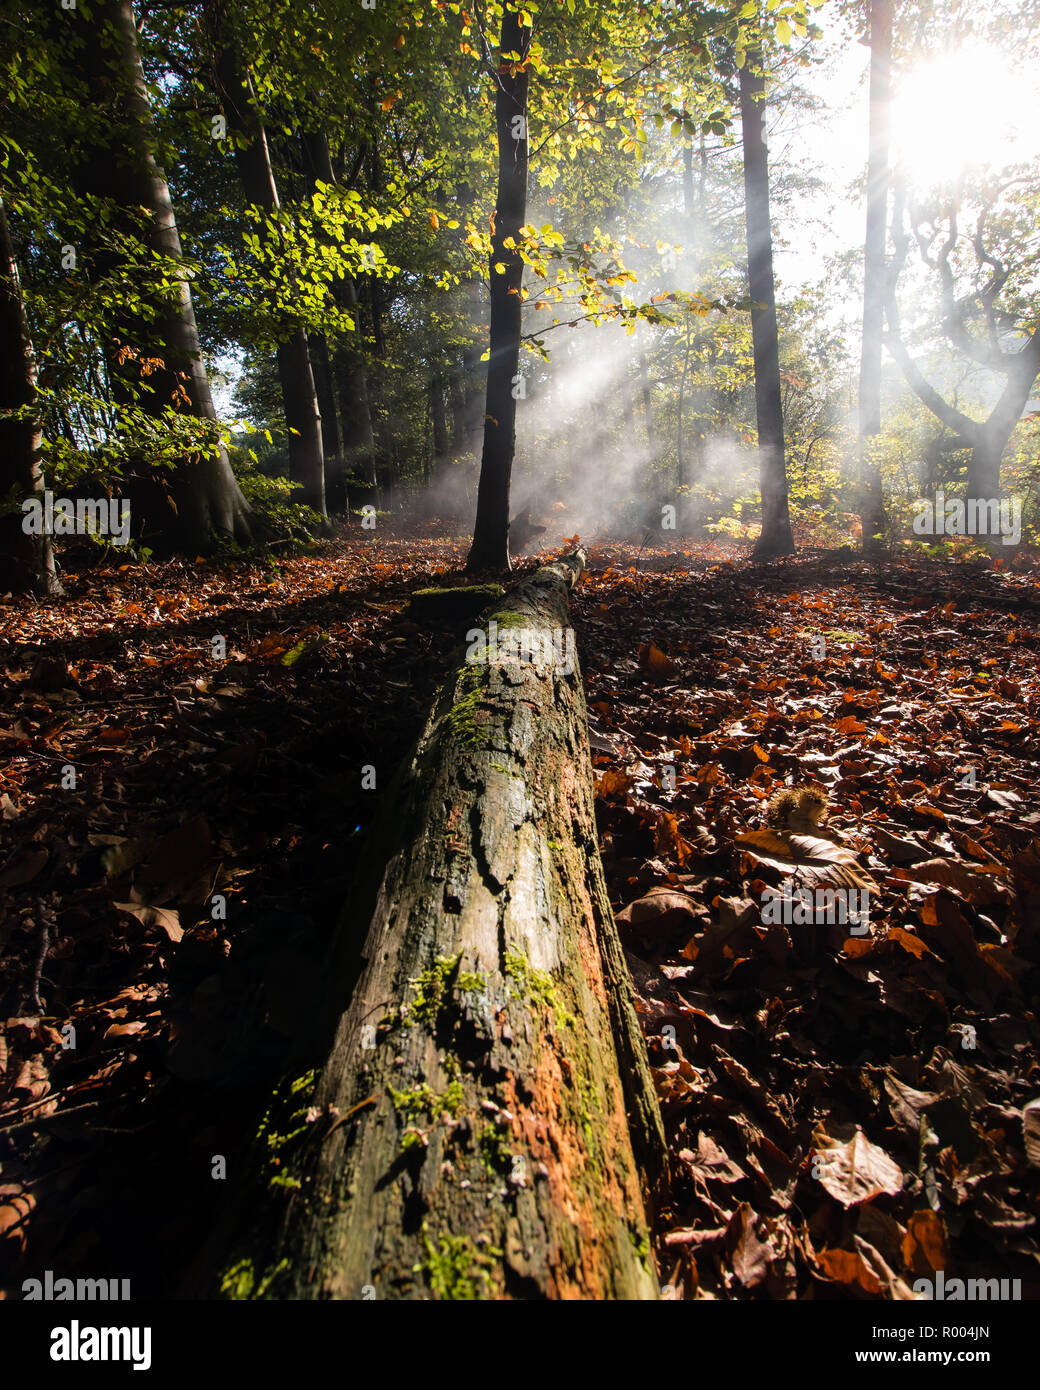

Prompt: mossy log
[213,550,665,1300]
[405,582,506,629]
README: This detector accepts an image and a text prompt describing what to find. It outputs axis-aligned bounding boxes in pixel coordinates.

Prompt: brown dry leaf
[98,727,131,747]
[1023,1098,1040,1166]
[638,642,678,678]
[844,936,874,957]
[836,715,867,735]
[0,846,48,888]
[888,926,935,959]
[734,829,879,893]
[113,902,183,942]
[102,1021,147,1042]
[616,886,698,935]
[680,1132,747,1185]
[726,1203,774,1288]
[812,1125,904,1206]
[853,1236,917,1300]
[654,810,694,866]
[902,1210,949,1275]
[135,815,213,905]
[876,826,928,865]
[594,768,631,797]
[895,857,1009,908]
[885,1074,940,1139]
[817,1246,882,1295]
[0,1188,35,1249]
[13,1054,50,1102]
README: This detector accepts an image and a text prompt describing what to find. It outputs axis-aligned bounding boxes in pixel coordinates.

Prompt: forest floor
[1,521,1038,1299]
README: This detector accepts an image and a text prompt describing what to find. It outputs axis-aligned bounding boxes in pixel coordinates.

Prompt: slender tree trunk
[310,331,341,461]
[676,333,691,490]
[431,375,449,461]
[74,0,252,548]
[207,3,326,517]
[739,48,795,559]
[297,123,373,518]
[622,363,635,444]
[334,280,375,510]
[858,0,890,556]
[188,552,664,1300]
[309,329,345,510]
[0,195,62,596]
[466,5,532,572]
[449,370,467,445]
[640,352,655,446]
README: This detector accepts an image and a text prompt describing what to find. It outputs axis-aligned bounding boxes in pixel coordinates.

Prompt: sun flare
[892,45,1039,185]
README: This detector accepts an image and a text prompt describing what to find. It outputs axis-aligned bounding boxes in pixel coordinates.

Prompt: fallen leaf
[811,1125,904,1207]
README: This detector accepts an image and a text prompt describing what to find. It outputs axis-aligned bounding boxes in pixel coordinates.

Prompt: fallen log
[211,550,665,1300]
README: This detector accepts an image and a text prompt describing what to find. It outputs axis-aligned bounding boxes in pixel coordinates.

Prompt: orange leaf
[902,1210,948,1274]
[836,715,867,735]
[638,642,678,678]
[817,1247,882,1295]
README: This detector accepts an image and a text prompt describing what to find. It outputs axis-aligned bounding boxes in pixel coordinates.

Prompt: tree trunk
[886,176,1040,540]
[466,5,532,572]
[207,3,326,517]
[430,373,450,504]
[739,49,795,559]
[640,352,655,446]
[74,0,252,549]
[196,552,665,1300]
[858,0,890,556]
[334,279,375,507]
[297,122,372,517]
[0,195,61,596]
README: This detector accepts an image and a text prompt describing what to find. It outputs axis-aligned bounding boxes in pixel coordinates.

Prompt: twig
[0,1100,100,1137]
[28,922,50,1013]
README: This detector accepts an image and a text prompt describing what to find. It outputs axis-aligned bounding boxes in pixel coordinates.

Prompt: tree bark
[207,3,326,517]
[466,5,532,572]
[739,48,795,559]
[74,0,253,549]
[429,373,450,502]
[298,123,375,513]
[198,552,665,1300]
[640,352,655,447]
[0,195,62,596]
[858,0,890,556]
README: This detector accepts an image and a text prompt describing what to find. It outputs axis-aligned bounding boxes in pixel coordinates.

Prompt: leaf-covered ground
[573,543,1040,1299]
[1,527,1038,1298]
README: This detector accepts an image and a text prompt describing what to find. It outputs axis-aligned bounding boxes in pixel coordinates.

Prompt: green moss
[628,1226,651,1271]
[504,949,575,1033]
[478,1124,512,1176]
[218,1257,291,1301]
[445,687,486,747]
[389,1078,466,1124]
[412,584,505,602]
[255,1069,318,1162]
[488,606,534,630]
[405,954,485,1026]
[219,1259,256,1301]
[415,1228,501,1300]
